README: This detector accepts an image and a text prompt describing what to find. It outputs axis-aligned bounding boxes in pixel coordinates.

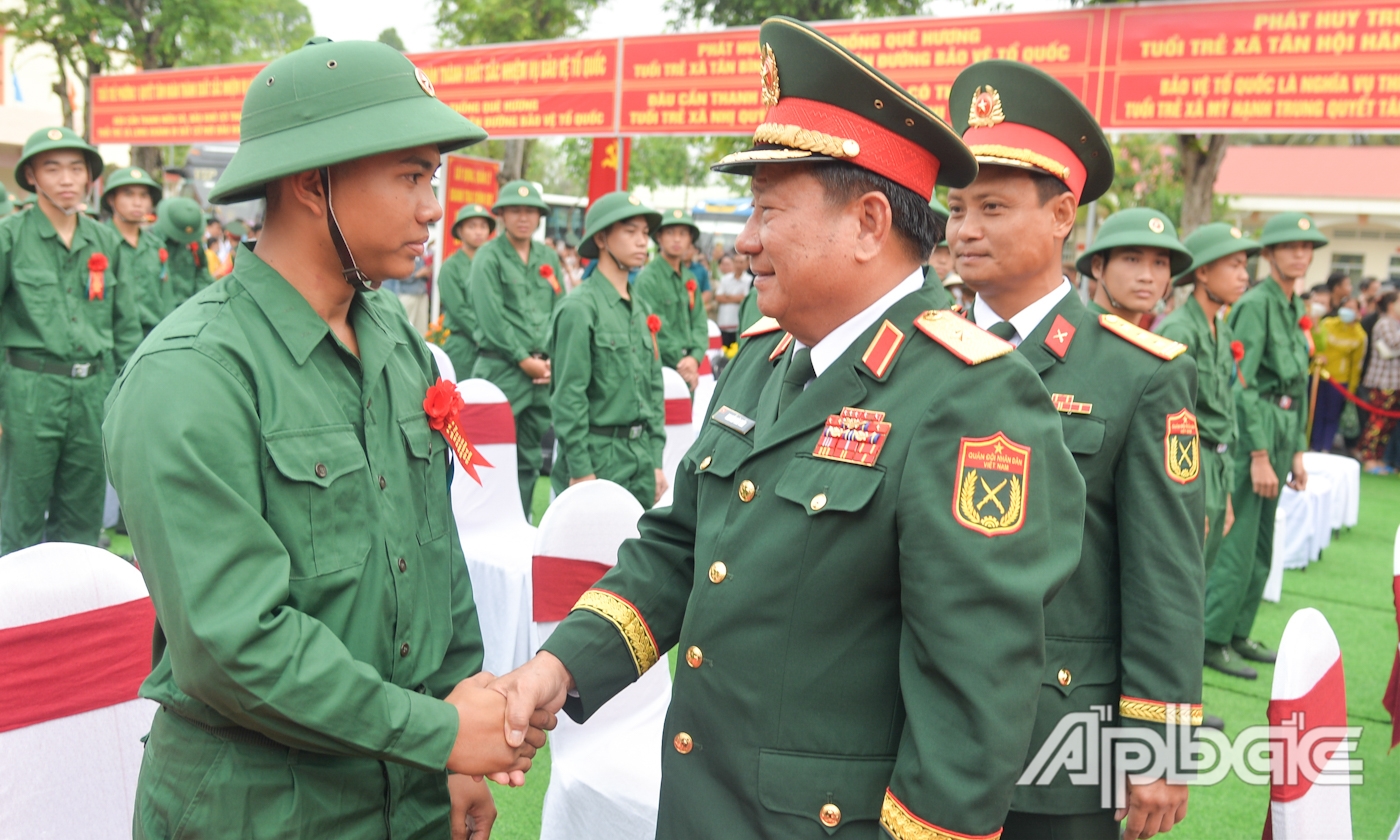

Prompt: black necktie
[988,320,1017,341]
[777,347,814,417]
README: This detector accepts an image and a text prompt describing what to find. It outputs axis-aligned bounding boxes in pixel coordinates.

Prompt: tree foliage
[377,27,407,52]
[664,0,927,28]
[435,0,602,47]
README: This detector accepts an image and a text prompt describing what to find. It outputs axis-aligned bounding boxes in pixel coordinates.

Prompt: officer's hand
[448,773,496,840]
[443,673,545,783]
[1115,777,1188,839]
[676,356,699,388]
[654,469,669,504]
[1250,451,1279,499]
[490,652,573,750]
[1287,452,1307,492]
[1222,494,1235,537]
[519,357,550,382]
[570,474,597,486]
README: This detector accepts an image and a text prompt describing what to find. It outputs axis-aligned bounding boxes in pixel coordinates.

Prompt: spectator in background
[1324,270,1352,316]
[687,241,715,318]
[1357,277,1379,317]
[1358,290,1400,474]
[713,253,750,345]
[1310,295,1367,452]
[244,221,262,246]
[560,237,583,291]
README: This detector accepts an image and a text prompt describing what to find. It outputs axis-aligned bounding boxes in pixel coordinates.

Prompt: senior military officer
[1203,213,1322,679]
[102,167,168,335]
[439,203,495,378]
[469,179,565,513]
[0,127,141,553]
[946,61,1205,840]
[152,197,216,309]
[490,18,1086,840]
[103,38,550,840]
[1077,208,1192,324]
[636,209,708,390]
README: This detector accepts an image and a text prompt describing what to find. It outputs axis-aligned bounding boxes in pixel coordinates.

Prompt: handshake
[443,651,577,786]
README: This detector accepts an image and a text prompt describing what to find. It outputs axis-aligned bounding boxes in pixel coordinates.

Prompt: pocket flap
[758,749,894,827]
[774,455,884,516]
[693,428,752,478]
[265,426,365,488]
[1059,414,1106,456]
[398,413,434,459]
[1042,637,1119,697]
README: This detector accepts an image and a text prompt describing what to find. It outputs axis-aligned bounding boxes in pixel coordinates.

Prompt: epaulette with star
[740,316,782,338]
[1098,314,1187,361]
[913,309,1014,365]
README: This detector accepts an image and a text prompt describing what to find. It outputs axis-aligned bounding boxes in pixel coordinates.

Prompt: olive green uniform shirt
[1157,296,1237,449]
[163,239,215,308]
[437,248,477,379]
[1228,277,1311,455]
[104,248,482,838]
[111,224,171,333]
[467,235,564,405]
[635,257,707,369]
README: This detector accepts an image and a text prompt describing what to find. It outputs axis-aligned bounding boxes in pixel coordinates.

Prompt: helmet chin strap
[319,167,374,292]
[1203,285,1226,305]
[34,185,80,217]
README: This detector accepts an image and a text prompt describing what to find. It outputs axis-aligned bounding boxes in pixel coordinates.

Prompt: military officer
[547,191,667,508]
[636,208,708,390]
[1077,208,1192,324]
[151,197,216,309]
[490,18,1086,840]
[102,166,168,336]
[439,203,495,378]
[1203,213,1322,679]
[468,179,565,514]
[946,61,1205,840]
[103,38,549,840]
[0,127,141,553]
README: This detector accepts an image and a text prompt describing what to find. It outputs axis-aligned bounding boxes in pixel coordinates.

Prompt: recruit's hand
[443,673,546,784]
[448,773,496,840]
[676,356,699,389]
[1287,451,1308,492]
[520,357,551,384]
[654,469,669,504]
[1222,493,1235,537]
[1250,451,1279,499]
[570,474,597,486]
[1115,777,1188,839]
[490,652,574,749]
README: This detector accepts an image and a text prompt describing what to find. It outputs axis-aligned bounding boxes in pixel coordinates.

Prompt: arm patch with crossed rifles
[1164,409,1200,484]
[953,432,1030,536]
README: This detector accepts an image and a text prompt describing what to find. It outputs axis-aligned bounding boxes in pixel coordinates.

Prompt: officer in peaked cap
[492,17,1085,840]
[438,203,496,378]
[946,60,1205,840]
[104,37,551,840]
[635,207,708,389]
[103,167,168,335]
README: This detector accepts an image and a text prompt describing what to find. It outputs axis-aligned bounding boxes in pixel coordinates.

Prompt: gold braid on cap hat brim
[970,144,1070,181]
[751,122,859,158]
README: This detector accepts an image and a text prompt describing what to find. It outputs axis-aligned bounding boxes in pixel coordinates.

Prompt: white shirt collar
[794,267,925,378]
[972,279,1073,347]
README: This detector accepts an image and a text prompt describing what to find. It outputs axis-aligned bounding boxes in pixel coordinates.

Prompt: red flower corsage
[423,378,492,484]
[647,314,662,359]
[158,247,168,263]
[87,253,108,300]
[1230,340,1246,386]
[685,278,697,309]
[540,264,561,294]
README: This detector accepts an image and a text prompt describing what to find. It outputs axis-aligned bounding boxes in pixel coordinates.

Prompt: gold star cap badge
[628,194,640,205]
[414,67,435,97]
[47,129,63,140]
[967,85,1005,129]
[131,169,142,178]
[517,186,529,197]
[1148,217,1165,233]
[760,42,780,108]
[672,209,682,217]
[1299,218,1311,230]
[1230,227,1242,238]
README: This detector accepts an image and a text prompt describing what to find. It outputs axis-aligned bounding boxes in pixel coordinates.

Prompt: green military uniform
[438,203,494,379]
[103,37,492,838]
[468,180,564,512]
[1158,223,1261,574]
[152,197,215,308]
[0,192,15,217]
[547,192,666,507]
[634,209,708,373]
[0,127,141,553]
[736,284,762,342]
[949,63,1205,830]
[1204,213,1324,653]
[103,167,168,335]
[542,18,1086,840]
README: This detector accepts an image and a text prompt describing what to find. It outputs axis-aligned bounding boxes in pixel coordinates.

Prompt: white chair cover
[1301,452,1359,529]
[1263,608,1352,840]
[690,376,717,433]
[531,481,669,840]
[697,319,721,384]
[656,367,693,508]
[452,378,536,677]
[427,341,456,385]
[0,544,157,839]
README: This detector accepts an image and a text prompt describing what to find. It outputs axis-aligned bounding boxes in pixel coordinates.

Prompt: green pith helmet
[1076,208,1192,278]
[493,180,549,214]
[578,191,661,259]
[15,126,104,193]
[452,202,496,237]
[209,37,487,205]
[102,166,162,209]
[653,208,699,244]
[226,220,248,237]
[152,197,207,245]
[1174,222,1262,286]
[1258,211,1329,249]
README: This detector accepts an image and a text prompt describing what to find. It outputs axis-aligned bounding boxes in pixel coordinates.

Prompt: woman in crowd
[1357,291,1400,474]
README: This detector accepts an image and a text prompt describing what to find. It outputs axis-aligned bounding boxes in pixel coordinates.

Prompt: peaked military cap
[1258,211,1328,249]
[579,191,661,259]
[1174,222,1261,285]
[15,126,104,194]
[1076,208,1192,278]
[712,16,976,196]
[452,202,496,236]
[653,208,699,244]
[949,60,1112,203]
[102,166,163,209]
[493,179,550,214]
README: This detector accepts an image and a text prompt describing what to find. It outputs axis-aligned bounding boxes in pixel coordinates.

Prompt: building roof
[1215,145,1400,201]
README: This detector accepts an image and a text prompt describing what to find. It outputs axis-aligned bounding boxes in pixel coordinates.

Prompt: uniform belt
[591,423,648,440]
[163,706,283,749]
[1204,440,1229,454]
[5,350,102,379]
[1260,393,1296,410]
[476,349,505,361]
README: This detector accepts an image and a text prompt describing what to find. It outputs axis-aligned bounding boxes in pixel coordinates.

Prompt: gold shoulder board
[913,309,1014,365]
[740,316,782,338]
[1098,314,1187,361]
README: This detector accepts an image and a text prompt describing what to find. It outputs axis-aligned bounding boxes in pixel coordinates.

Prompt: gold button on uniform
[708,561,727,583]
[810,493,827,511]
[699,456,712,470]
[1057,668,1072,686]
[685,646,703,668]
[819,803,842,827]
[738,480,756,502]
[673,732,693,754]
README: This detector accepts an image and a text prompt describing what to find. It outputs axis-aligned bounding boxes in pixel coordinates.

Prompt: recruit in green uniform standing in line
[1203,213,1322,680]
[489,18,1087,840]
[469,179,564,514]
[948,61,1205,840]
[152,196,215,309]
[438,203,495,378]
[635,208,709,391]
[547,191,667,509]
[102,167,168,336]
[1078,208,1191,325]
[0,126,141,554]
[103,38,552,840]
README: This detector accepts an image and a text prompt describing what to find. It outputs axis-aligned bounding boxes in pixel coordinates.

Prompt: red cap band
[962,122,1087,200]
[762,97,942,198]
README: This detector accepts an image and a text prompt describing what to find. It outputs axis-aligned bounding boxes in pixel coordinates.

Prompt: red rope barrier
[1326,378,1400,419]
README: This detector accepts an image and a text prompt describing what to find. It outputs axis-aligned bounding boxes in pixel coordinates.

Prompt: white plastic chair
[0,543,157,839]
[690,376,717,433]
[427,341,456,385]
[452,378,536,677]
[698,319,722,384]
[532,481,669,840]
[1301,452,1359,529]
[656,367,693,508]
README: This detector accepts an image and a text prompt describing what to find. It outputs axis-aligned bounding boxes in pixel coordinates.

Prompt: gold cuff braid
[752,122,860,158]
[1119,697,1205,725]
[969,144,1071,181]
[572,589,660,676]
[880,791,1001,840]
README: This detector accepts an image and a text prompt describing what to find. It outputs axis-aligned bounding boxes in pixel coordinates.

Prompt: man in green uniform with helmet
[151,196,215,308]
[438,203,494,379]
[636,208,708,390]
[0,126,141,553]
[490,18,1086,840]
[102,166,168,335]
[469,179,565,514]
[1203,213,1322,680]
[548,191,667,509]
[946,61,1205,840]
[1077,208,1192,325]
[103,38,551,840]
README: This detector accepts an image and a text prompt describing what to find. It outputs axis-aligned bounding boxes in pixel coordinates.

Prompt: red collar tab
[1044,314,1076,358]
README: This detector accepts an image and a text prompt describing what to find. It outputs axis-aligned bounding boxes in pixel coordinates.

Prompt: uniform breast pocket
[399,413,452,545]
[1060,414,1107,457]
[593,330,626,383]
[11,266,60,324]
[774,455,884,517]
[264,426,373,578]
